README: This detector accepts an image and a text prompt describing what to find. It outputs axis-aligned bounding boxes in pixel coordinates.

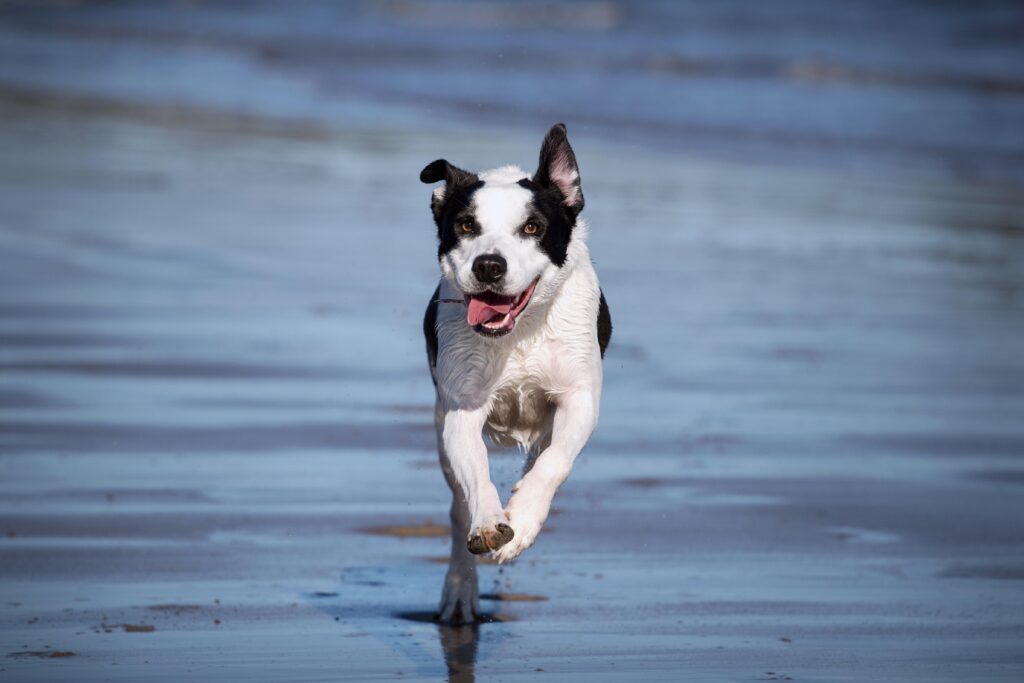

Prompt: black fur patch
[597,289,612,358]
[435,181,484,259]
[423,284,440,382]
[517,178,575,267]
[513,123,586,267]
[533,123,584,219]
[420,159,483,259]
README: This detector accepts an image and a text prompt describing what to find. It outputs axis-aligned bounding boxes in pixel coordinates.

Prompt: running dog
[421,123,611,622]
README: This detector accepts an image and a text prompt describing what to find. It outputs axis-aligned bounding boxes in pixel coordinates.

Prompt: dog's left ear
[533,123,584,218]
[420,159,478,225]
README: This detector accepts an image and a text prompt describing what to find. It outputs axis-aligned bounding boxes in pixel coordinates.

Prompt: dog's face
[421,124,585,338]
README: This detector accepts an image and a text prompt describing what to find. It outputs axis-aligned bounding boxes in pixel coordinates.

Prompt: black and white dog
[421,124,611,622]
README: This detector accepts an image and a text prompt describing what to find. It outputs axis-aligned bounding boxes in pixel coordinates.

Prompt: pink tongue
[467,297,512,326]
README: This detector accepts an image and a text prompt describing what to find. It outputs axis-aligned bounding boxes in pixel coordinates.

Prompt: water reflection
[437,620,480,683]
[395,610,512,683]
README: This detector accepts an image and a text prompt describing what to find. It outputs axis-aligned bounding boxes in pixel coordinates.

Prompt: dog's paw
[466,519,514,555]
[491,513,543,564]
[492,486,552,563]
[491,522,540,564]
[438,565,479,624]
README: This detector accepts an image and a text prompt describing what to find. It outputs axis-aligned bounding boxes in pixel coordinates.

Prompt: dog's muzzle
[464,278,539,337]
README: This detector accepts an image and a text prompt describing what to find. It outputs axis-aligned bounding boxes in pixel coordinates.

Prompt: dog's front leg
[442,407,514,555]
[493,390,597,563]
[437,434,479,623]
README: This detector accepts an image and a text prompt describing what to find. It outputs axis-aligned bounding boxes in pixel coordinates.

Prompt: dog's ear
[420,159,478,224]
[533,123,584,218]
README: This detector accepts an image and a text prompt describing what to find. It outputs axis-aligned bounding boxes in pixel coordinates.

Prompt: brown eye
[457,220,475,234]
[523,222,539,235]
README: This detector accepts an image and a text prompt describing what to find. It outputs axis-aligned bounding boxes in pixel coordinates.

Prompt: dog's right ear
[420,159,476,186]
[420,159,478,225]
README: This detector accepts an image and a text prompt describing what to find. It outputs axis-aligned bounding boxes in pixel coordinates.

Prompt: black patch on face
[517,178,574,267]
[597,289,612,358]
[419,159,482,260]
[435,180,484,259]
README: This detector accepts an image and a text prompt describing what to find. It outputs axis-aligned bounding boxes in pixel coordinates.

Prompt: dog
[420,123,611,622]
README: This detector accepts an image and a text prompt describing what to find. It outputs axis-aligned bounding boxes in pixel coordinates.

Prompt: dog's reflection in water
[438,620,480,683]
[397,611,511,683]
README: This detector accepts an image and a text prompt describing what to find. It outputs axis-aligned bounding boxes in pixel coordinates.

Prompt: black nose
[472,254,507,284]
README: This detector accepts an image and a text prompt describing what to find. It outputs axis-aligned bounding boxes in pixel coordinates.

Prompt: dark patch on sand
[361,521,448,538]
[841,433,1024,458]
[0,83,332,141]
[0,387,68,409]
[94,621,157,633]
[148,604,203,615]
[596,431,741,456]
[938,563,1024,580]
[184,397,339,410]
[311,592,339,598]
[383,403,434,415]
[7,650,76,658]
[0,166,166,192]
[964,469,1024,485]
[623,477,667,488]
[0,302,123,321]
[421,555,501,566]
[0,359,351,380]
[0,331,139,350]
[408,459,439,471]
[480,593,548,602]
[121,624,156,633]
[0,419,433,453]
[0,488,212,504]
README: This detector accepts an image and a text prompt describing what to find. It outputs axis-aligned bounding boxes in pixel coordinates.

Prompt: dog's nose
[472,254,507,284]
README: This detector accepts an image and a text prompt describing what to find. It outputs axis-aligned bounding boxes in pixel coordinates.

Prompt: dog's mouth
[465,279,539,337]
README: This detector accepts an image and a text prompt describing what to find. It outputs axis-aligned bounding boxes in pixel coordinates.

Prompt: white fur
[430,165,603,622]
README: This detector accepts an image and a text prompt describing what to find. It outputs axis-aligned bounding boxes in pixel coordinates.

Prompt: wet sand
[2,2,1024,681]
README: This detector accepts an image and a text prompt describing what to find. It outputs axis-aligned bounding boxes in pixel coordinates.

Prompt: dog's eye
[523,222,539,235]
[456,220,475,235]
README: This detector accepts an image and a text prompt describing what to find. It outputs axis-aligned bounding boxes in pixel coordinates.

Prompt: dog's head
[420,123,585,338]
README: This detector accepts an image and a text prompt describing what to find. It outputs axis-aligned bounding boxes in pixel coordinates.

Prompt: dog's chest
[484,344,556,447]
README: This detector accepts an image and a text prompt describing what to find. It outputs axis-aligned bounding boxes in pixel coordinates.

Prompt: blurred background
[1,1,1022,680]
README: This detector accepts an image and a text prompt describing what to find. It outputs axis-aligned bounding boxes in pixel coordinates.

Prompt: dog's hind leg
[438,455,480,622]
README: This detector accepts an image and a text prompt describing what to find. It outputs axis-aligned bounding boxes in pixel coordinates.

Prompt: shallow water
[1,2,1023,681]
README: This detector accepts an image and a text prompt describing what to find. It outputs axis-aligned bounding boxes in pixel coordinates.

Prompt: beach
[1,2,1023,680]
